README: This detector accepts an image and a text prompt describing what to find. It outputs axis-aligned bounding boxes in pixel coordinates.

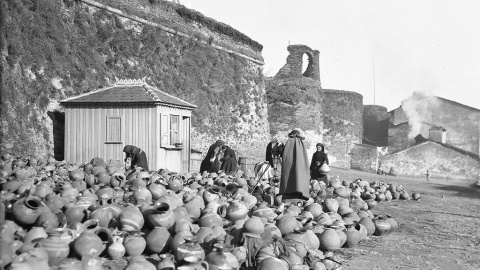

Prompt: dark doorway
[47,111,65,161]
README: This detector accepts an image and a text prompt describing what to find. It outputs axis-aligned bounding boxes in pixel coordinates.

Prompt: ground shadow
[431,183,480,199]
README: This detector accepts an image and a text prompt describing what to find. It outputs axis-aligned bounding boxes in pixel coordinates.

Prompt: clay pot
[305,203,323,218]
[344,224,363,248]
[323,198,339,213]
[157,253,176,270]
[182,256,209,270]
[124,231,146,256]
[359,217,375,236]
[108,234,126,260]
[146,226,171,254]
[10,244,49,270]
[95,186,115,201]
[64,204,88,225]
[148,202,175,229]
[13,196,47,225]
[89,205,114,228]
[373,215,392,236]
[257,257,289,270]
[149,183,168,200]
[184,201,202,219]
[252,202,274,220]
[171,231,193,253]
[0,239,14,268]
[226,200,249,221]
[275,214,301,236]
[119,206,145,231]
[412,192,421,201]
[203,186,221,203]
[39,229,72,266]
[205,243,240,270]
[176,235,205,263]
[33,183,53,198]
[126,255,157,270]
[133,186,153,204]
[73,231,104,258]
[385,215,399,233]
[199,210,223,228]
[23,226,48,243]
[111,173,126,188]
[319,227,341,256]
[168,176,184,192]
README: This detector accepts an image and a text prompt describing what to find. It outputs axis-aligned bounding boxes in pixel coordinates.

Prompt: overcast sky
[186,0,480,111]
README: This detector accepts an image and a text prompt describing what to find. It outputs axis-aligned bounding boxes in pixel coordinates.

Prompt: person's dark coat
[278,130,310,201]
[200,140,225,173]
[220,147,238,175]
[123,145,149,171]
[310,143,329,180]
[265,141,274,167]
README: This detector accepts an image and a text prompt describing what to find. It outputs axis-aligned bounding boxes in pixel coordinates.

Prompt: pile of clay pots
[0,153,419,270]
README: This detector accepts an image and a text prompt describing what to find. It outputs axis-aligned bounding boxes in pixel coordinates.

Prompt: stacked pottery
[124,231,146,256]
[39,228,72,266]
[176,235,205,263]
[205,243,240,270]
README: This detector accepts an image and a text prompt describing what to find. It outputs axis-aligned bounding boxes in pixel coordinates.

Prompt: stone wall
[322,89,363,169]
[350,144,377,172]
[388,123,413,153]
[380,141,480,180]
[363,105,389,146]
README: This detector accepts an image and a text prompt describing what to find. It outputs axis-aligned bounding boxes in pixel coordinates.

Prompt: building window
[170,115,180,145]
[160,114,182,147]
[106,116,122,143]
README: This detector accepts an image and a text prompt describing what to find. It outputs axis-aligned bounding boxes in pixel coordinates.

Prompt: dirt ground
[331,168,480,270]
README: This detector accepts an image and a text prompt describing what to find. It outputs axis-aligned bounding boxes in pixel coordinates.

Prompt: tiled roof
[60,79,196,109]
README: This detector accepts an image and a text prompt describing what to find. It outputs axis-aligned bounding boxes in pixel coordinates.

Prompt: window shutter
[106,116,122,143]
[161,114,169,146]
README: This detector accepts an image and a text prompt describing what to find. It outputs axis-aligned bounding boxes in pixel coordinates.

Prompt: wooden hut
[60,78,196,172]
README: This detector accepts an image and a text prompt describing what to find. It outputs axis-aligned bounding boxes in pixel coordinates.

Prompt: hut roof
[60,78,196,109]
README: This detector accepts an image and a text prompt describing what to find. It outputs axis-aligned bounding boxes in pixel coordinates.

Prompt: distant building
[60,78,196,172]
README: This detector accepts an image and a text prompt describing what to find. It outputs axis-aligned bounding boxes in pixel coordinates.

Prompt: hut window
[170,115,180,144]
[106,116,122,143]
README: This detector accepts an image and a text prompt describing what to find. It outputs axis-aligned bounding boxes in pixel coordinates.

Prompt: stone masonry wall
[350,144,377,172]
[380,141,480,181]
[322,89,363,169]
[363,105,389,146]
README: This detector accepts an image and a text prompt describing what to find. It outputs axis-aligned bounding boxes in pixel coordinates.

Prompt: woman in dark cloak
[310,143,329,182]
[278,130,310,202]
[200,140,225,173]
[123,145,149,171]
[220,146,238,175]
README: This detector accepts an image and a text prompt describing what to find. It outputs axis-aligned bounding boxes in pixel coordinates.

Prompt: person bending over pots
[220,146,238,175]
[200,140,226,173]
[123,145,149,171]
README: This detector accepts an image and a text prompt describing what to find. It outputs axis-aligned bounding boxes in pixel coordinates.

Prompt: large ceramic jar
[73,231,104,259]
[176,235,205,263]
[148,202,175,229]
[205,243,240,270]
[344,224,363,248]
[39,229,71,266]
[13,196,47,225]
[319,227,341,257]
[198,210,223,228]
[146,227,171,254]
[119,206,145,231]
[257,257,288,270]
[126,255,156,270]
[124,231,146,256]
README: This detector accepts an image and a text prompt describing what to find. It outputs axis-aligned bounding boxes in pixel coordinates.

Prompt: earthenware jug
[157,253,176,270]
[12,196,46,225]
[149,202,175,229]
[126,255,156,270]
[319,227,341,257]
[182,256,209,270]
[372,215,391,236]
[108,234,126,260]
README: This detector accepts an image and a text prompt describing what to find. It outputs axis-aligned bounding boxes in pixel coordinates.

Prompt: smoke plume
[401,92,440,139]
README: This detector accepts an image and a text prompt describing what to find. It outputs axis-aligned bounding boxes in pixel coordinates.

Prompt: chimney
[429,126,446,144]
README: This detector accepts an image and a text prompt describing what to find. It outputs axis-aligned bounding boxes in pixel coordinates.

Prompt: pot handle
[201,261,209,270]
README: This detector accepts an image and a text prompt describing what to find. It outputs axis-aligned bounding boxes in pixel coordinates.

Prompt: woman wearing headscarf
[310,143,329,181]
[123,145,149,171]
[200,140,225,173]
[220,146,238,175]
[278,130,310,203]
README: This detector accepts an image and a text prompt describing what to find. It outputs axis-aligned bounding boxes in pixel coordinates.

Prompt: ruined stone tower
[266,44,324,157]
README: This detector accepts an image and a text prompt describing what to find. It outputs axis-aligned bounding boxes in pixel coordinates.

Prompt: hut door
[181,116,191,172]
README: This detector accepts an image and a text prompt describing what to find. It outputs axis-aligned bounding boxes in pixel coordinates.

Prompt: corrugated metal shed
[60,78,196,172]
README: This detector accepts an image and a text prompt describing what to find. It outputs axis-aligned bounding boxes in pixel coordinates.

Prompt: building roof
[60,78,196,109]
[396,137,480,161]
